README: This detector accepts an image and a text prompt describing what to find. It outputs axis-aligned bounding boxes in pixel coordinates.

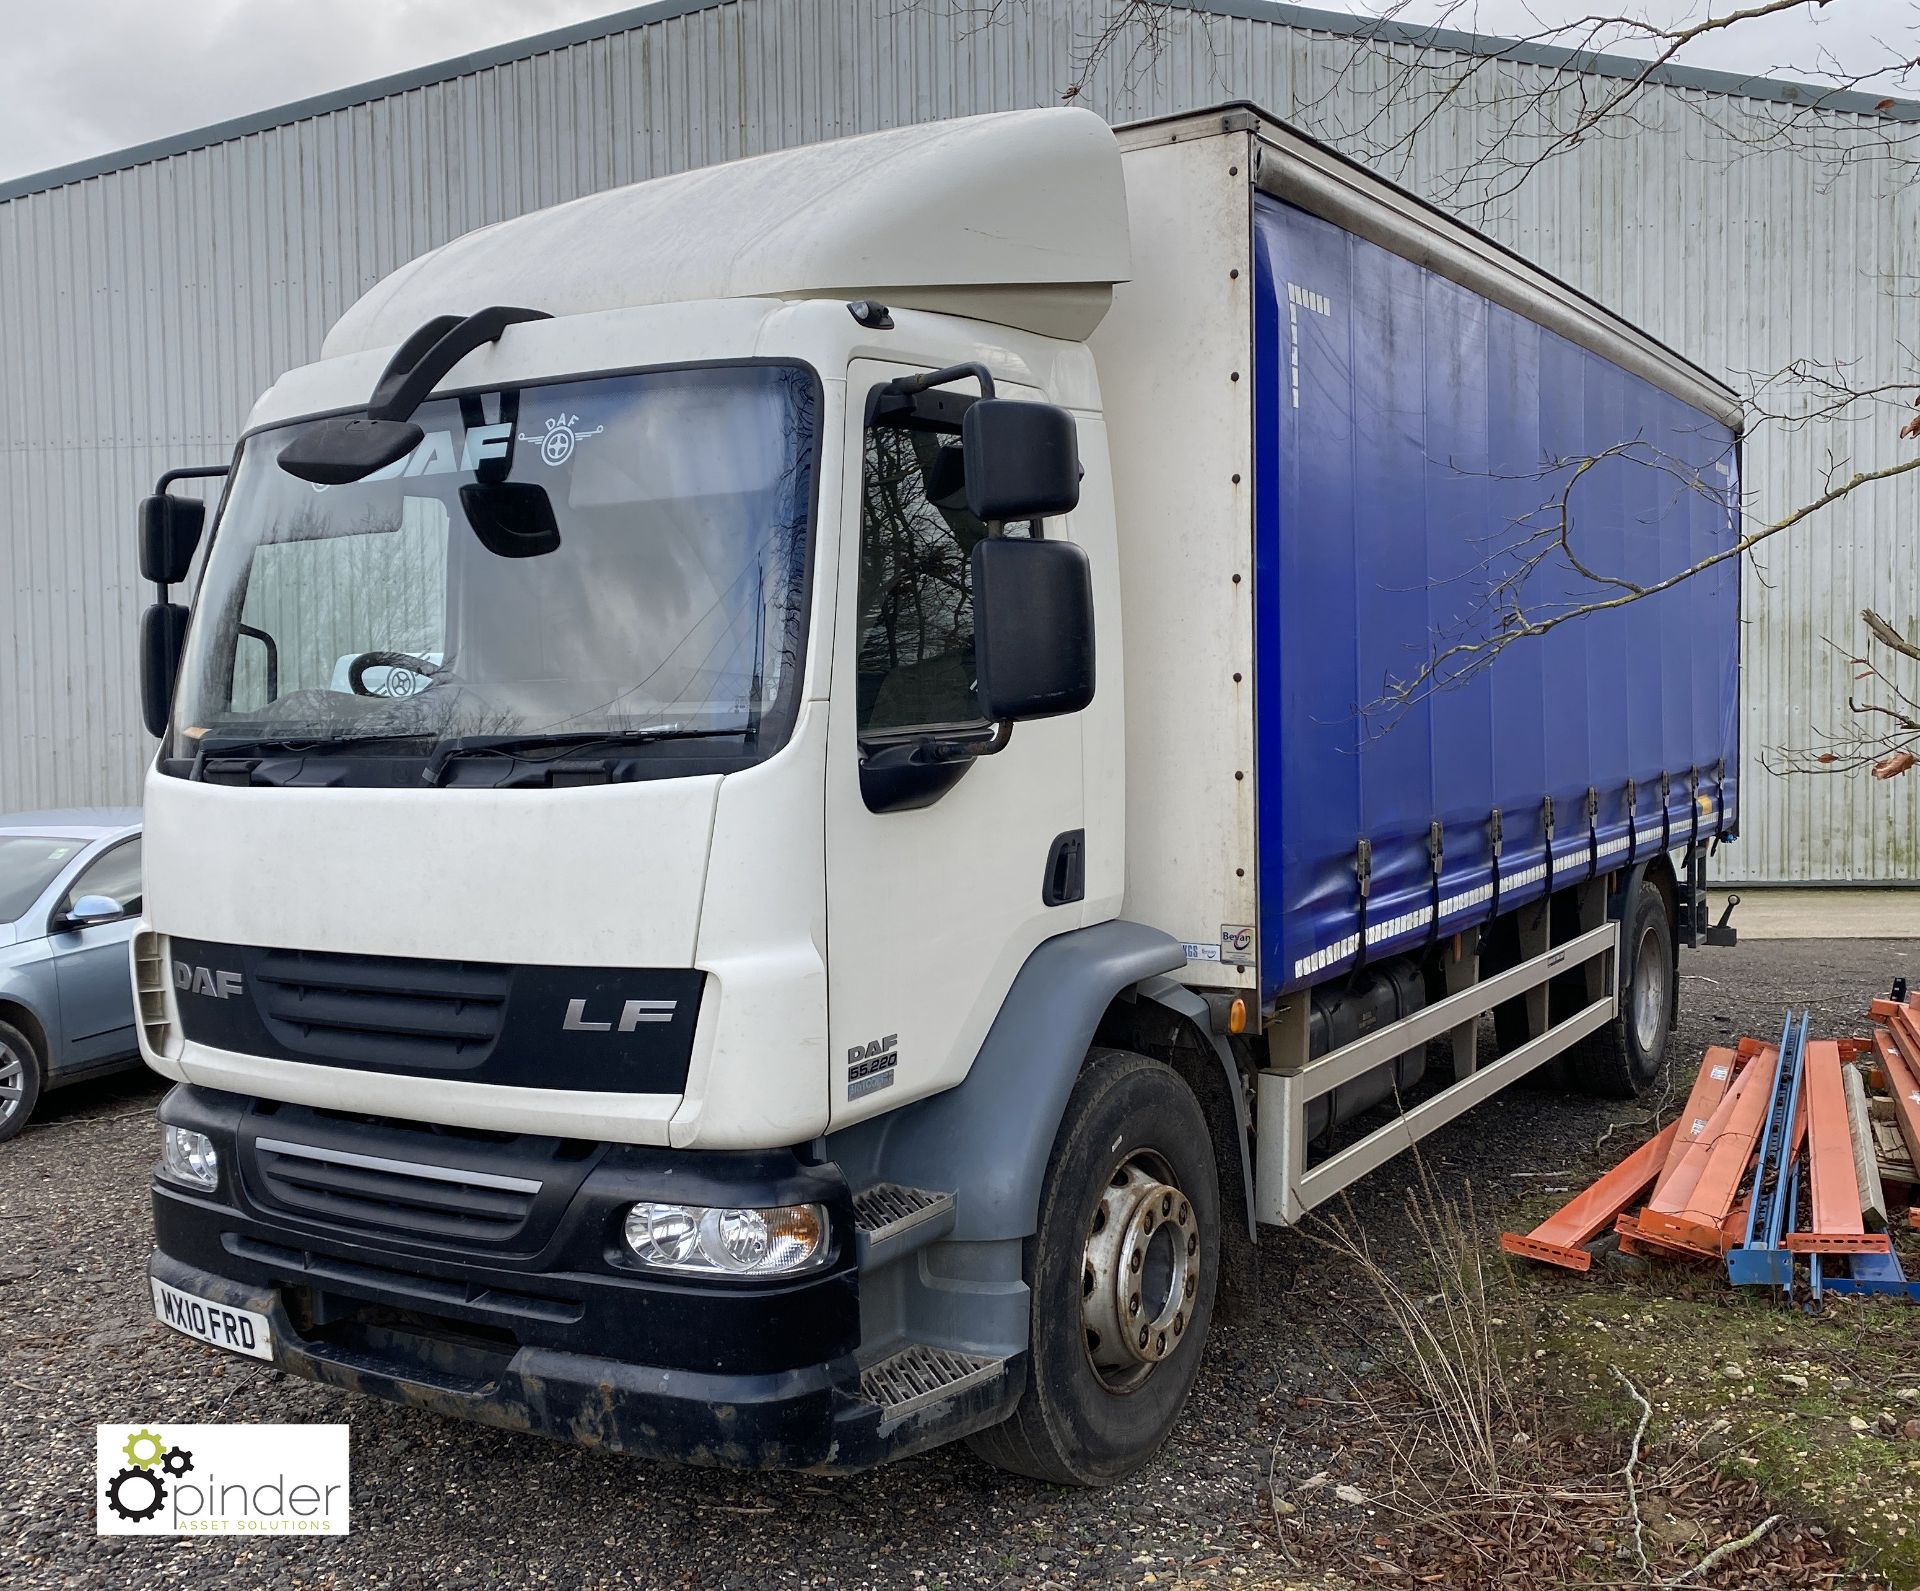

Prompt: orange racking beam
[1617,1047,1747,1259]
[1502,1122,1682,1271]
[1635,1055,1777,1257]
[1644,1057,1765,1213]
[1785,1039,1890,1255]
[1660,1046,1741,1186]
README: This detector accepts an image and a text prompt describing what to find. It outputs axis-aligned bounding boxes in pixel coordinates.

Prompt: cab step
[859,1343,1006,1425]
[851,1182,955,1267]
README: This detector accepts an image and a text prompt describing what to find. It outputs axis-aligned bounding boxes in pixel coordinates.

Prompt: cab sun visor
[278,305,550,485]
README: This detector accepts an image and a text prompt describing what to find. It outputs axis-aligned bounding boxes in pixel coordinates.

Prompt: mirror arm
[370,305,551,423]
[882,362,996,401]
[156,465,229,493]
[148,464,228,603]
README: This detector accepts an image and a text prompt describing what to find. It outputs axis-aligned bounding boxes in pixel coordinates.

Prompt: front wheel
[0,1019,45,1144]
[966,1049,1221,1485]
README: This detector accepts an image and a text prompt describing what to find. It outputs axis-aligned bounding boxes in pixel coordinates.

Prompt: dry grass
[1280,1170,1862,1588]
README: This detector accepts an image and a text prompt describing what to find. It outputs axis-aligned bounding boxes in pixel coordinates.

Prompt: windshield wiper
[421,727,751,785]
[190,732,439,778]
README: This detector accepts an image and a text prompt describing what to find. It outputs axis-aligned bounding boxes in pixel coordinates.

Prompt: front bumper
[146,1086,1017,1470]
[147,1248,871,1467]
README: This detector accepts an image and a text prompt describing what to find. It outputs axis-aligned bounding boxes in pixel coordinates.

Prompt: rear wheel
[966,1049,1220,1486]
[0,1019,45,1144]
[1563,877,1674,1098]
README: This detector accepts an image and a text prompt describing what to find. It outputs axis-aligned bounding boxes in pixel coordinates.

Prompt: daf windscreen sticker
[847,1034,898,1100]
[306,422,513,491]
[519,412,604,467]
[1181,943,1222,962]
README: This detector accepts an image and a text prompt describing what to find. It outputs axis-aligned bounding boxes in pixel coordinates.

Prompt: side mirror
[138,493,207,584]
[277,416,424,485]
[961,400,1080,523]
[140,602,190,738]
[972,537,1095,722]
[58,895,126,931]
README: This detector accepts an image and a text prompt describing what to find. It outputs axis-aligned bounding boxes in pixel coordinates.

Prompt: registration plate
[151,1277,274,1361]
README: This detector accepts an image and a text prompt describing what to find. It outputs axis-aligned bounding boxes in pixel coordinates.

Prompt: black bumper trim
[146,1251,1022,1471]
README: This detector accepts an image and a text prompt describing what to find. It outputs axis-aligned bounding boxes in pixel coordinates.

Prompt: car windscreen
[0,836,89,923]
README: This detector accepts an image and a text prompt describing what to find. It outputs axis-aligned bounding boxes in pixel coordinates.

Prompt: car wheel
[965,1049,1220,1485]
[0,1019,45,1144]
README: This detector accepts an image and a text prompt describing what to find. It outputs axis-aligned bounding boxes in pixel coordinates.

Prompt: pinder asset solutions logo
[97,1423,349,1535]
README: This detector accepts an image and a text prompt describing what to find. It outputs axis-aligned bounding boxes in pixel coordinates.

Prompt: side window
[854,416,993,735]
[62,839,142,920]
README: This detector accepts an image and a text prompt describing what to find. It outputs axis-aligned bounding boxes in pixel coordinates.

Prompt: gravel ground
[2,935,1913,1589]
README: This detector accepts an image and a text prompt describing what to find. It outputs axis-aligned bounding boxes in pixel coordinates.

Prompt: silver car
[0,809,144,1142]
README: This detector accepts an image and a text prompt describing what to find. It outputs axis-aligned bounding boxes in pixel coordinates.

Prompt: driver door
[824,361,1087,1127]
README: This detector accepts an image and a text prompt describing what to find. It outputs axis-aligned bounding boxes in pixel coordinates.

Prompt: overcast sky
[1,0,1914,185]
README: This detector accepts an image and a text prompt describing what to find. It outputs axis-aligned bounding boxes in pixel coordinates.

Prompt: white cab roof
[324,108,1132,354]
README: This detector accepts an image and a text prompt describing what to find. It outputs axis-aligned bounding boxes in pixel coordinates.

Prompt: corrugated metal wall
[2,0,1914,881]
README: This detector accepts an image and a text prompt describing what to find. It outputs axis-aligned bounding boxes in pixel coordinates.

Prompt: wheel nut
[1185,1275,1196,1297]
[1156,1332,1167,1354]
[1130,1251,1142,1273]
[1138,1325,1150,1348]
[1179,1201,1190,1223]
[1161,1194,1173,1217]
[1174,1313,1185,1335]
[1187,1233,1198,1256]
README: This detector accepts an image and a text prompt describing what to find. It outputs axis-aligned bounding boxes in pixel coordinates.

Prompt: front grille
[251,1136,541,1244]
[252,948,510,1068]
[132,931,175,1057]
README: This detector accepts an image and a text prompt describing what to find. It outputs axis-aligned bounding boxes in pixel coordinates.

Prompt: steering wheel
[345,650,445,698]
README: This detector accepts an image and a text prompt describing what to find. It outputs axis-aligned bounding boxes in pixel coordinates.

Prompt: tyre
[966,1049,1221,1486]
[0,1019,45,1144]
[1563,877,1674,1098]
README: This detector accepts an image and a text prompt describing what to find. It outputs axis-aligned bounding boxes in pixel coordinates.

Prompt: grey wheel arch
[828,920,1220,1242]
[0,999,52,1076]
[1128,976,1256,1241]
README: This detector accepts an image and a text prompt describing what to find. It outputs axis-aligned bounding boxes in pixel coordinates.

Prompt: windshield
[0,835,87,922]
[170,363,816,776]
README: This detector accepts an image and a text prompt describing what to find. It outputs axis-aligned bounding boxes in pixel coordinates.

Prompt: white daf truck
[131,104,1741,1482]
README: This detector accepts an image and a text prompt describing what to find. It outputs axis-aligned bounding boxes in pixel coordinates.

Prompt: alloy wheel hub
[1082,1153,1201,1383]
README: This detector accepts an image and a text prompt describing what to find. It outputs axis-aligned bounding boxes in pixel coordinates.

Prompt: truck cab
[137,110,1180,1479]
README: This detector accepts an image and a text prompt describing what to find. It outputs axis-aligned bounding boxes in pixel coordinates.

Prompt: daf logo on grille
[174,962,244,999]
[561,998,677,1033]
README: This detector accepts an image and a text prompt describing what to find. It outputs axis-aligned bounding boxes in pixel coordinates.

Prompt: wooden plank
[1870,1102,1918,1185]
[1880,1012,1920,1172]
[1844,1061,1889,1232]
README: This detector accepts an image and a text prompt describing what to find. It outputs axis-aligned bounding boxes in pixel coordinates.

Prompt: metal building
[2,0,1914,883]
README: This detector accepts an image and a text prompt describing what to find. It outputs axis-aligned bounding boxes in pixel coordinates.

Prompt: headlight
[622,1201,827,1276]
[159,1126,220,1191]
